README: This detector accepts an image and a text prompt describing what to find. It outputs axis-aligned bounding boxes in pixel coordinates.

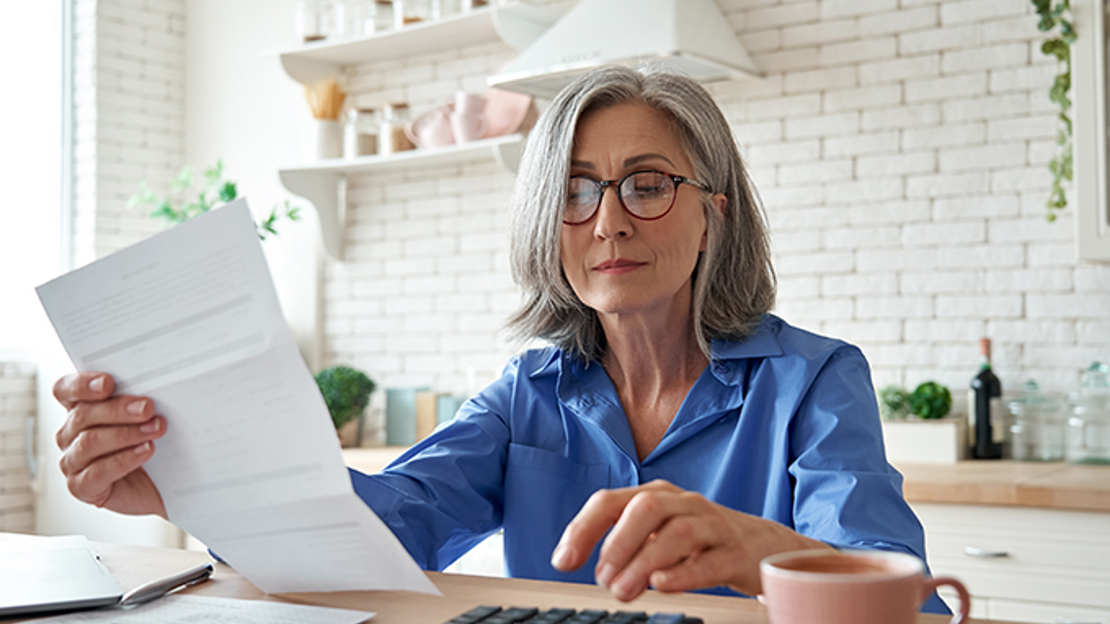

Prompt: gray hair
[507,66,776,362]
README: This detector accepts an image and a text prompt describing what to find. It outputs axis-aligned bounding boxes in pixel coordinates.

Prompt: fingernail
[612,574,641,600]
[127,400,147,415]
[134,441,151,454]
[141,419,159,434]
[551,544,570,569]
[89,376,105,393]
[596,563,615,589]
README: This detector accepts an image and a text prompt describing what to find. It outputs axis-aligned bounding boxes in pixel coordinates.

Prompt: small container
[460,0,487,12]
[1066,362,1110,465]
[379,103,415,156]
[371,0,395,33]
[296,0,329,42]
[394,0,432,28]
[1007,380,1065,462]
[344,108,379,158]
[342,0,371,38]
[434,0,461,20]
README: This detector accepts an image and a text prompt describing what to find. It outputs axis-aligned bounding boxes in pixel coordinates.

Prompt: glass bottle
[969,338,1003,459]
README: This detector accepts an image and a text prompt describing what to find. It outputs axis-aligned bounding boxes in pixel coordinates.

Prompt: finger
[650,547,750,595]
[56,396,156,451]
[596,491,711,592]
[608,514,723,600]
[67,439,157,508]
[59,417,166,477]
[552,486,641,572]
[53,372,115,410]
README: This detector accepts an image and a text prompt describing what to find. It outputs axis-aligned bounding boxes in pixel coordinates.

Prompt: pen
[119,563,214,607]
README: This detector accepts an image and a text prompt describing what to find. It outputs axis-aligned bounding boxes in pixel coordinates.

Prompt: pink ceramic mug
[760,549,970,624]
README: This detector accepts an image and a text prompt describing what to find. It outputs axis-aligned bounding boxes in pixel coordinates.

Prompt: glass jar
[343,0,372,39]
[344,108,379,158]
[394,0,432,28]
[295,0,329,42]
[434,0,462,20]
[371,0,395,34]
[1066,362,1110,465]
[1006,380,1065,462]
[379,103,415,156]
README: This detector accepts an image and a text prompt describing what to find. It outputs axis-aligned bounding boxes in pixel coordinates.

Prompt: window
[1073,0,1110,261]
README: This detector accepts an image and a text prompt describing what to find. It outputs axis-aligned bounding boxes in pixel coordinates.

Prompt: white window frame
[1073,0,1110,261]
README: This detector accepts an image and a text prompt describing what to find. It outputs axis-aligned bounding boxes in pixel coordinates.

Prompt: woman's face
[560,102,710,325]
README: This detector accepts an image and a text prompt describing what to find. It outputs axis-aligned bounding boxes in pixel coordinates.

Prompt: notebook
[0,534,124,617]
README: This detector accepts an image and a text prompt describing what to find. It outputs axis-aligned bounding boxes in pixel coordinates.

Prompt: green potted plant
[879,381,966,463]
[315,365,376,447]
[128,159,300,239]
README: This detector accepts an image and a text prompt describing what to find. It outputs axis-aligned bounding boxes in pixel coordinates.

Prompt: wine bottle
[969,338,1003,459]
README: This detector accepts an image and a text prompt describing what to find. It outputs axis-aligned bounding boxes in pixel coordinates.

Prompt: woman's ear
[712,193,727,216]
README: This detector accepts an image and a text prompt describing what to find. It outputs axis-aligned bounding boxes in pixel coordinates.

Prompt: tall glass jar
[1066,362,1110,464]
[379,103,414,156]
[344,108,379,158]
[1006,380,1065,462]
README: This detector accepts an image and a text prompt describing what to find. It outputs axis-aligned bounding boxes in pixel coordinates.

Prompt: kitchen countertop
[343,448,1110,513]
[893,460,1110,513]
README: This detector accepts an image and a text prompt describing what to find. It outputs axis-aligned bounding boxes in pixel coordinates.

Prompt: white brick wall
[317,0,1110,427]
[73,0,186,266]
[0,363,35,532]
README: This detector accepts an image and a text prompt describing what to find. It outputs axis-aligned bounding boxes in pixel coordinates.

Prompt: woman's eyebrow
[625,153,678,168]
[569,153,678,171]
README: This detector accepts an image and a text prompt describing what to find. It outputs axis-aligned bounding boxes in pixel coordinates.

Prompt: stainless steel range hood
[487,0,761,98]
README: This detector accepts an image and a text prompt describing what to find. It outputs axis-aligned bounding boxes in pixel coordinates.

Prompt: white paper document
[30,594,375,624]
[37,199,439,595]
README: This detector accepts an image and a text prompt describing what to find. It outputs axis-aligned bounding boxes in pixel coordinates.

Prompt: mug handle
[923,576,971,624]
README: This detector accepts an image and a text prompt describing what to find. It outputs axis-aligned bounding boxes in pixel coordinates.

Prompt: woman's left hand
[550,480,831,601]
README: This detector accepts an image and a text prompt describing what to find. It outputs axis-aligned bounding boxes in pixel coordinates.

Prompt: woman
[52,66,947,613]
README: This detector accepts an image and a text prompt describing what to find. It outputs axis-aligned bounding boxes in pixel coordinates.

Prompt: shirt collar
[529,315,784,382]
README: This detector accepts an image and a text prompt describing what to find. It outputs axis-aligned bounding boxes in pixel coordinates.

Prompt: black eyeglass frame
[562,170,711,225]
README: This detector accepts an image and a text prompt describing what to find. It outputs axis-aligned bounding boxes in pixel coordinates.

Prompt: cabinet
[276,2,559,259]
[912,502,1110,623]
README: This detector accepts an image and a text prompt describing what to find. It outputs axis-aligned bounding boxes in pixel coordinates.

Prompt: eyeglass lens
[565,171,678,224]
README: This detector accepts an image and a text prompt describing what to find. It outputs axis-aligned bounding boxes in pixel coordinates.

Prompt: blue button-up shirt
[350,315,948,613]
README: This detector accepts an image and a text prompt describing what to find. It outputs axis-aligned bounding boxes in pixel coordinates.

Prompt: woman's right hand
[53,372,168,519]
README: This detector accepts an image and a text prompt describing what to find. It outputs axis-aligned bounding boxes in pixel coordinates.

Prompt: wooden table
[41,540,996,624]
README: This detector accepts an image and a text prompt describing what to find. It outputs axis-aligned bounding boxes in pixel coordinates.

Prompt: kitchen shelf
[279,133,525,259]
[279,2,558,85]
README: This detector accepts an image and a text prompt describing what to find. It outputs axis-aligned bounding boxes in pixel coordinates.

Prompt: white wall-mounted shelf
[279,134,525,259]
[279,2,558,85]
[276,3,555,260]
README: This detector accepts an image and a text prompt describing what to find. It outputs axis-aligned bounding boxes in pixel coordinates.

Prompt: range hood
[487,0,761,98]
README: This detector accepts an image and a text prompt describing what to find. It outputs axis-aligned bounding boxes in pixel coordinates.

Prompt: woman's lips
[593,259,646,275]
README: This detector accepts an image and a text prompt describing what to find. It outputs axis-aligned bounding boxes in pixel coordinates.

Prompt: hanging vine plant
[1032,0,1076,222]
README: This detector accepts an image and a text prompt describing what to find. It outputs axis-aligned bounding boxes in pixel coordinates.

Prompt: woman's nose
[593,187,632,240]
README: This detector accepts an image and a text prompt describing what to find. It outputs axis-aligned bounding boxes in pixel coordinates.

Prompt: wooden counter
[343,448,1110,513]
[894,460,1110,512]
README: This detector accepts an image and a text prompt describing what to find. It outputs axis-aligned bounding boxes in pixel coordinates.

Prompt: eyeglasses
[563,170,710,225]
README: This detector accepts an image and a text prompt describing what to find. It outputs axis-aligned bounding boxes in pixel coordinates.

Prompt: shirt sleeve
[786,346,951,615]
[348,358,520,571]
